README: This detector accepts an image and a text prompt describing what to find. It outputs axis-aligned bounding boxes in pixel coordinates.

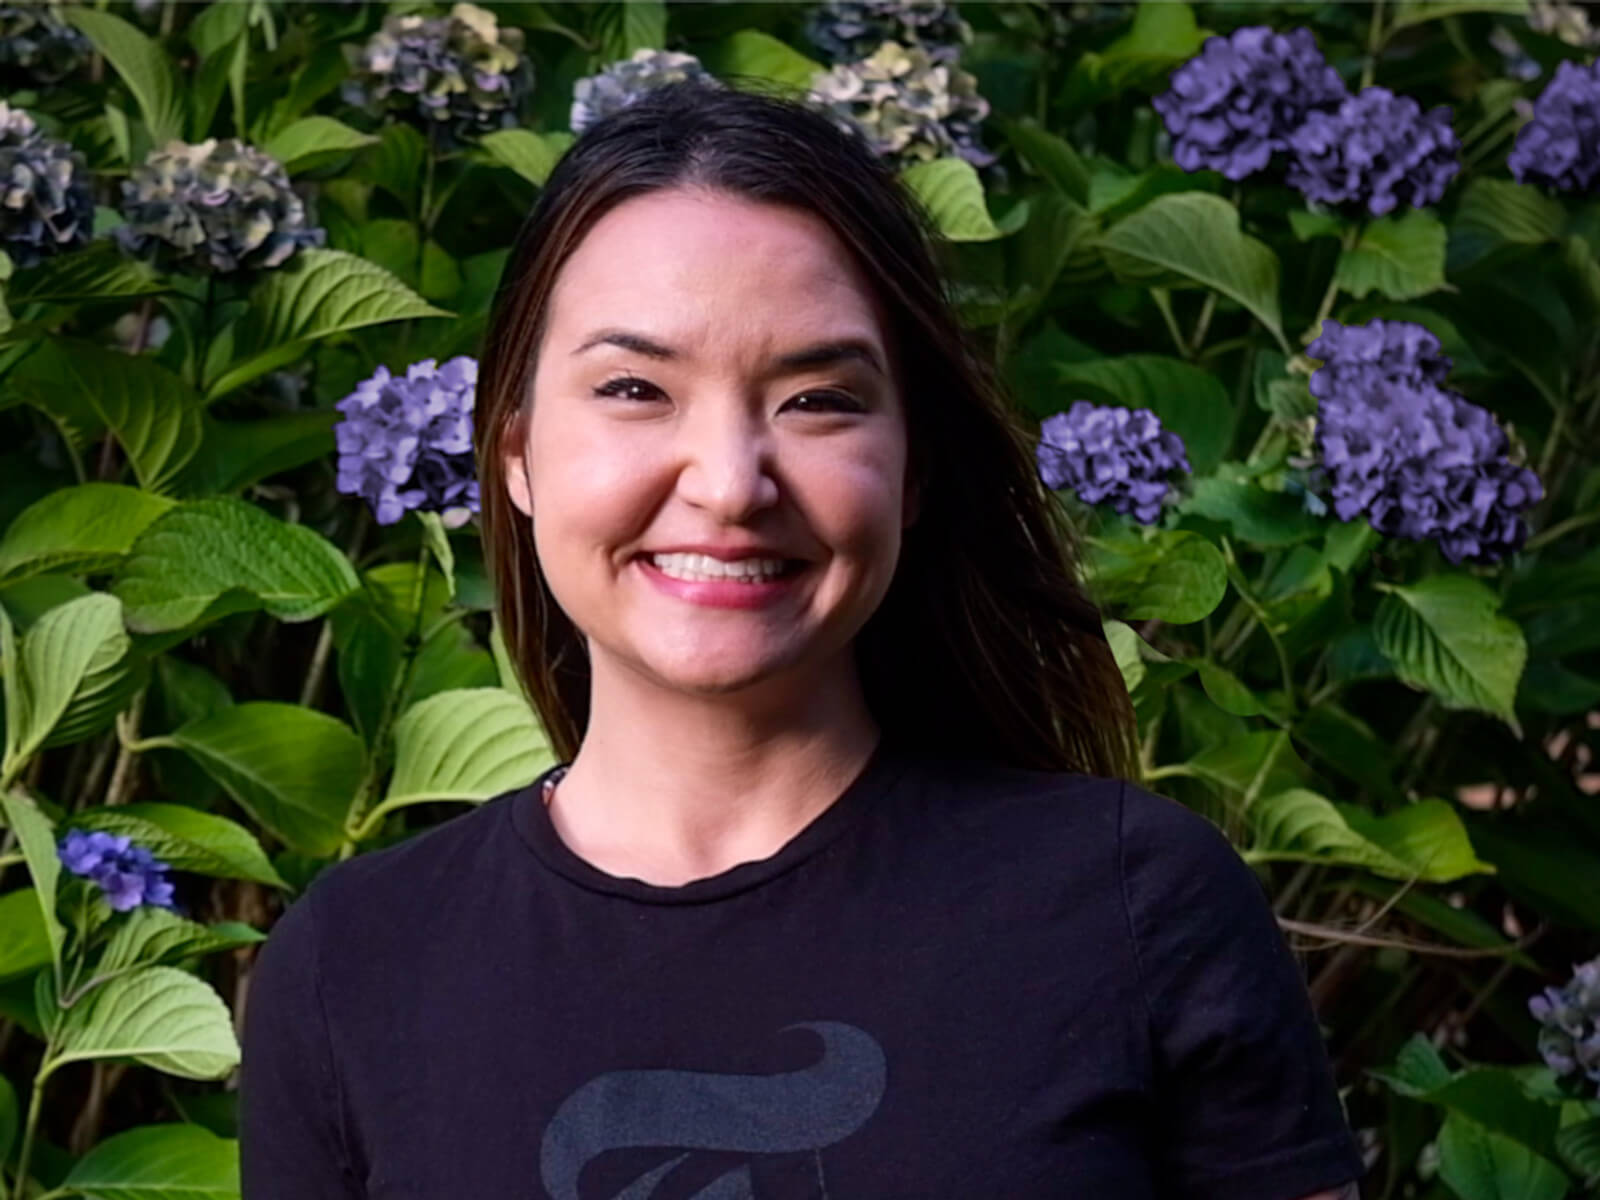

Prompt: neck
[547,651,881,886]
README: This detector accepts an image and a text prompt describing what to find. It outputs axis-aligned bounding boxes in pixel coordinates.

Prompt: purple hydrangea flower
[335,356,480,526]
[1286,87,1461,216]
[1153,25,1349,181]
[57,830,176,913]
[1036,401,1190,525]
[1308,320,1542,564]
[1529,956,1600,1098]
[1508,59,1600,194]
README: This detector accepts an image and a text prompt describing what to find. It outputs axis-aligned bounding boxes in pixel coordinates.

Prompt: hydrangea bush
[0,4,1597,1197]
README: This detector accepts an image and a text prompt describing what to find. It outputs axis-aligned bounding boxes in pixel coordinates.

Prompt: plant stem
[103,688,146,807]
[1302,224,1363,347]
[1525,508,1600,552]
[195,275,216,393]
[1188,290,1217,357]
[10,1040,57,1200]
[1362,0,1387,87]
[1151,288,1190,360]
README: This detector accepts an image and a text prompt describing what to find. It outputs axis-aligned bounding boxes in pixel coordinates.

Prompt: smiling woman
[239,81,1365,1199]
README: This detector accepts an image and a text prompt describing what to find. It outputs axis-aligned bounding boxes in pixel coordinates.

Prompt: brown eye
[786,391,863,414]
[593,375,662,401]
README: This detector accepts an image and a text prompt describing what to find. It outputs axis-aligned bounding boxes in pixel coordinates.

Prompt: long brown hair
[476,81,1138,780]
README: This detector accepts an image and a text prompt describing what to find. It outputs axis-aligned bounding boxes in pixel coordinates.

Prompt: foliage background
[1,1,1599,1197]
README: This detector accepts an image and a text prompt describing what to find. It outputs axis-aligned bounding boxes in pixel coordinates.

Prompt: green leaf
[8,593,129,771]
[168,703,363,857]
[69,802,287,889]
[10,340,204,493]
[170,410,339,497]
[59,1122,239,1200]
[61,7,186,147]
[5,242,164,304]
[207,249,450,400]
[416,512,456,601]
[1334,210,1447,301]
[1389,0,1531,33]
[900,158,1005,242]
[1247,790,1490,882]
[702,30,822,91]
[1052,355,1233,473]
[262,115,378,174]
[0,792,64,977]
[477,128,573,187]
[1097,193,1286,351]
[1103,619,1145,693]
[1084,530,1228,624]
[1181,477,1324,547]
[1000,118,1091,205]
[0,889,51,983]
[0,1070,15,1168]
[1339,798,1495,882]
[1455,178,1566,247]
[0,484,175,583]
[1197,662,1262,717]
[358,122,427,215]
[52,965,239,1080]
[1555,1117,1600,1188]
[1437,1111,1569,1200]
[114,497,361,634]
[592,0,667,60]
[98,906,264,978]
[1374,575,1526,727]
[384,688,553,811]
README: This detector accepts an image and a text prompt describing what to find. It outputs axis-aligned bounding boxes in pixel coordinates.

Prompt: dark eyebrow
[572,329,886,377]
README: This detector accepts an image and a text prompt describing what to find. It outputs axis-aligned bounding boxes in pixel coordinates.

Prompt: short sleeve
[1118,781,1364,1200]
[239,885,364,1199]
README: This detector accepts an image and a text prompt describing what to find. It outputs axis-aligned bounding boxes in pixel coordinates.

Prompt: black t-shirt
[239,737,1364,1199]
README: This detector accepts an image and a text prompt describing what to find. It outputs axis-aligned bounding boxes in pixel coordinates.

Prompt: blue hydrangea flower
[1308,320,1542,564]
[1529,956,1600,1098]
[1306,316,1454,402]
[335,356,480,526]
[58,830,176,913]
[1153,25,1348,181]
[1036,401,1190,525]
[1508,59,1600,194]
[1287,87,1461,216]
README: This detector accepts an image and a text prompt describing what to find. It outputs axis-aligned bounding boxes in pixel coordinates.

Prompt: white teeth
[648,552,792,582]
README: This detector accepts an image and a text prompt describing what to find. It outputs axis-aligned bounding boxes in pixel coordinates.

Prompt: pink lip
[635,555,807,610]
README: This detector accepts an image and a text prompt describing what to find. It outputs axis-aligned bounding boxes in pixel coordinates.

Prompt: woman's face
[503,185,918,702]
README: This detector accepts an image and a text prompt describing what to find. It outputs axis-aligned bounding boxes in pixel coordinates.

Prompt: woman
[240,81,1364,1199]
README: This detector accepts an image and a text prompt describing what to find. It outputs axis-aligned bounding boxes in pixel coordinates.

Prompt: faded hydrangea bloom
[1308,319,1542,564]
[1036,401,1191,525]
[803,0,973,67]
[1508,59,1600,194]
[1287,87,1461,216]
[0,3,91,88]
[58,830,177,913]
[0,101,94,269]
[1529,957,1600,1098]
[1528,1,1600,48]
[1153,26,1348,181]
[114,138,325,275]
[807,41,996,171]
[335,356,480,527]
[571,49,722,136]
[342,2,531,141]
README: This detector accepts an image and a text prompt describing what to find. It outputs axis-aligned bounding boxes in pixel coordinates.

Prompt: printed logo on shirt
[539,1020,887,1199]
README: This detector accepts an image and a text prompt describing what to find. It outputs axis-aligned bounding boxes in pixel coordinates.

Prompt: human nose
[674,400,780,523]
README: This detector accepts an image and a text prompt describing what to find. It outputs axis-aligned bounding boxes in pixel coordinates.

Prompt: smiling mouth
[634,554,810,579]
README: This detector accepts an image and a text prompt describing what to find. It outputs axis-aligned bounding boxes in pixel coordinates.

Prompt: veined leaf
[477,128,573,188]
[1097,192,1286,351]
[263,115,378,174]
[1083,530,1227,624]
[1374,575,1526,726]
[167,703,363,857]
[61,7,186,147]
[0,793,65,977]
[0,889,51,983]
[59,1122,239,1200]
[900,158,1006,242]
[9,593,129,771]
[1438,1111,1569,1200]
[69,802,288,889]
[52,966,239,1080]
[113,497,361,634]
[1335,210,1447,300]
[702,30,823,91]
[0,484,174,583]
[207,249,450,400]
[384,688,554,811]
[5,242,164,304]
[98,906,265,978]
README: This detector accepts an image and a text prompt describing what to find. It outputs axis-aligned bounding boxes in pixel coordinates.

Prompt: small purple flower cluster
[335,356,480,526]
[1308,319,1542,564]
[1508,59,1600,194]
[1036,401,1190,525]
[58,830,176,913]
[1529,956,1600,1098]
[1155,26,1460,216]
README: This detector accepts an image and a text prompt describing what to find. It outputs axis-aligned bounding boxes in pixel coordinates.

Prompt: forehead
[544,187,888,358]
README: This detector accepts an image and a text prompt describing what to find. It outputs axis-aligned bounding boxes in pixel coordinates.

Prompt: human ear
[502,408,534,518]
